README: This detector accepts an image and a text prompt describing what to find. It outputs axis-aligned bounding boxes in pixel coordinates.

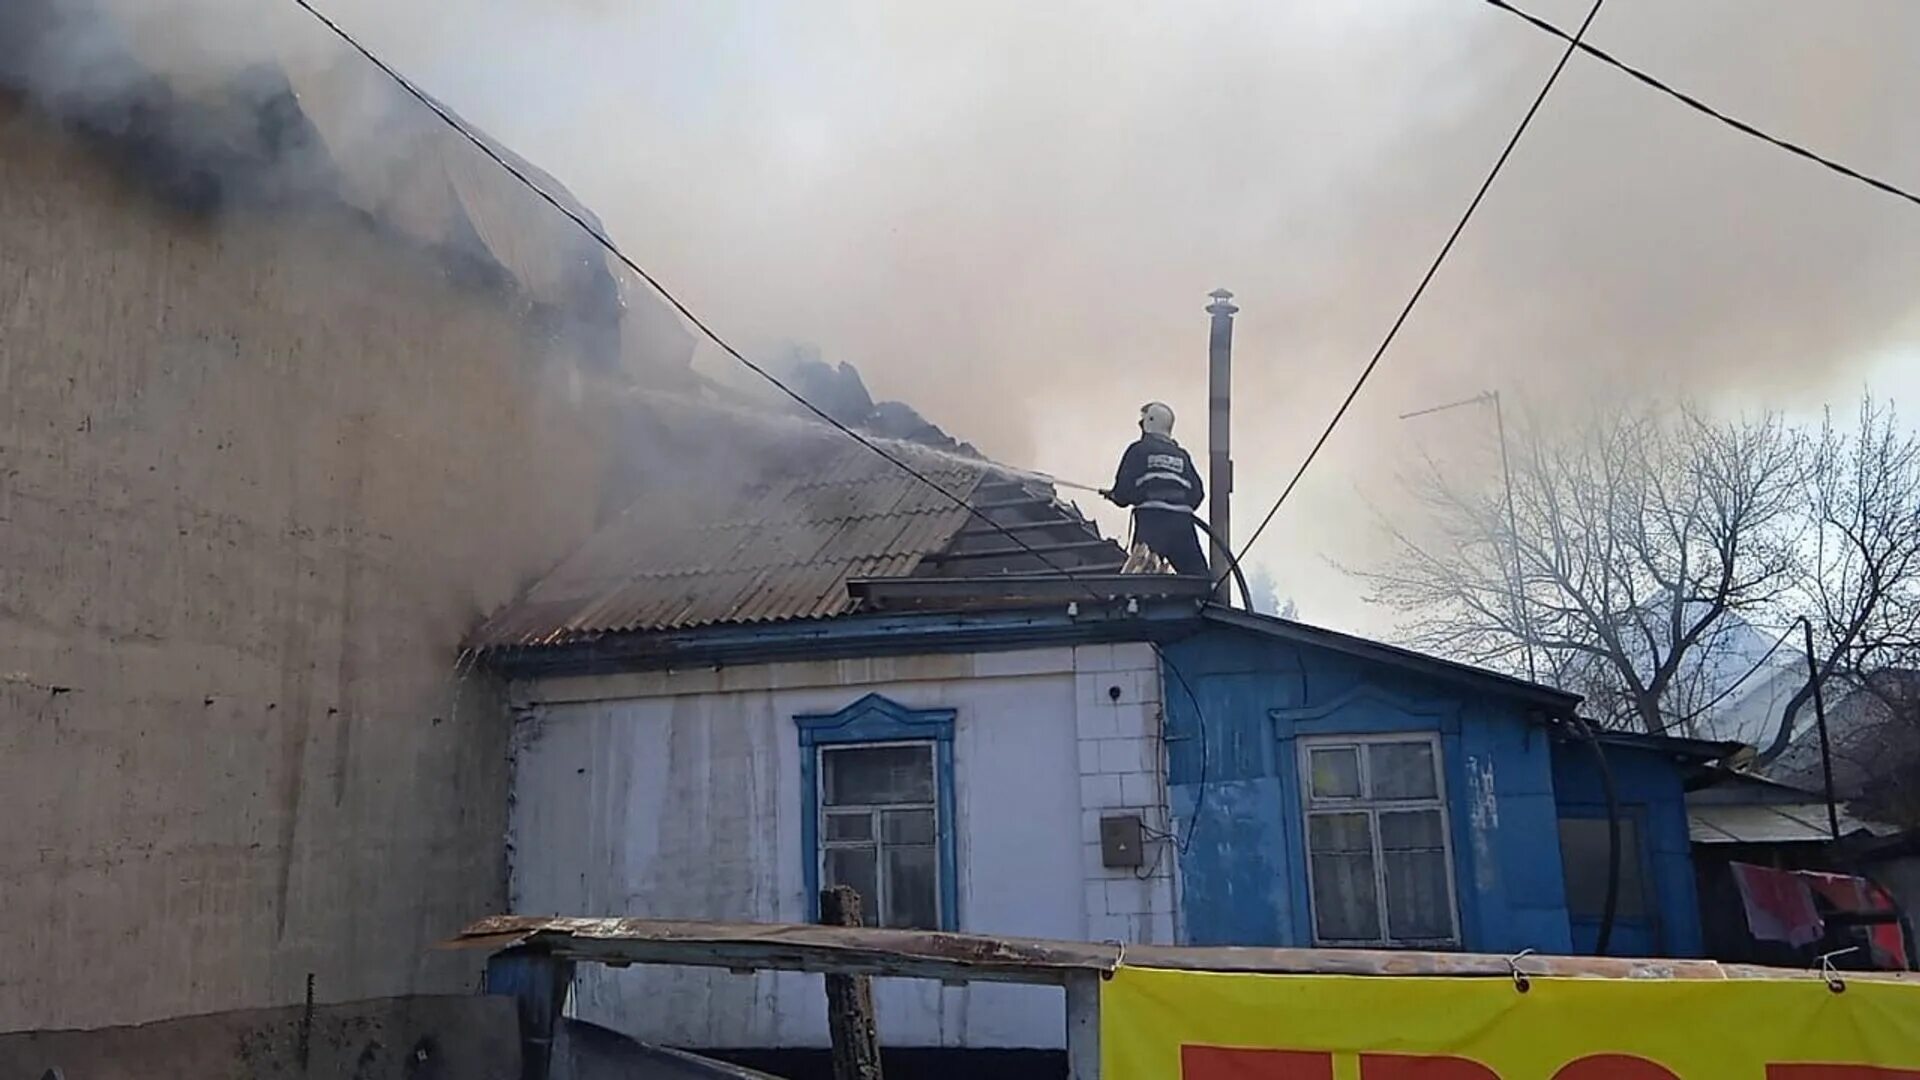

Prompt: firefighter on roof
[1103,401,1208,576]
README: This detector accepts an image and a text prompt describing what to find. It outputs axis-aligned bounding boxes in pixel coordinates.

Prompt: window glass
[1380,809,1451,940]
[883,846,939,930]
[1558,816,1647,919]
[882,808,936,845]
[824,847,879,926]
[1305,826,1382,937]
[1369,741,1438,800]
[1308,746,1363,799]
[824,744,935,805]
[825,812,873,842]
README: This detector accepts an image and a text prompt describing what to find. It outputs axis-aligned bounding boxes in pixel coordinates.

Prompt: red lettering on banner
[1361,1053,1501,1078]
[1181,1046,1333,1079]
[1553,1055,1682,1080]
[1766,1060,1920,1068]
[1769,1069,1920,1078]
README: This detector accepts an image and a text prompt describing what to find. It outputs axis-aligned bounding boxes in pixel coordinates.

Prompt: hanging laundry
[1730,862,1824,947]
[1798,870,1910,970]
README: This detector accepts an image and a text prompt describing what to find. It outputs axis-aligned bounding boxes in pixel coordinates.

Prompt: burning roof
[469,407,1127,650]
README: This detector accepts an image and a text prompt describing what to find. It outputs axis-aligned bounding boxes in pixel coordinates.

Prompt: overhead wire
[1668,619,1798,733]
[1227,0,1607,574]
[1481,0,1920,210]
[288,0,1218,854]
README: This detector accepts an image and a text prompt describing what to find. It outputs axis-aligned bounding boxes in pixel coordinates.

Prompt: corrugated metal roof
[472,436,1126,648]
[1688,802,1897,845]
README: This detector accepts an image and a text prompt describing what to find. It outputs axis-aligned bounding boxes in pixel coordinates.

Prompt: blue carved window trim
[796,693,958,930]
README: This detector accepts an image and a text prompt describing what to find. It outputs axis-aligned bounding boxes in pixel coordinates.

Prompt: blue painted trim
[1202,606,1580,711]
[1271,684,1461,735]
[489,604,1205,678]
[796,694,960,930]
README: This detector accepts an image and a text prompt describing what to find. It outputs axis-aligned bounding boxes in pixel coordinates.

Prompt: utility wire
[1668,618,1797,733]
[289,0,1216,852]
[1230,0,1606,571]
[1482,0,1920,210]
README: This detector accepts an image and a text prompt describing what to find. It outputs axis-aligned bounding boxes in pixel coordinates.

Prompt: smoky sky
[82,0,1920,630]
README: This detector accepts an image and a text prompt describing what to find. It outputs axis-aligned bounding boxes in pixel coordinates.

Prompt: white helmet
[1139,401,1175,437]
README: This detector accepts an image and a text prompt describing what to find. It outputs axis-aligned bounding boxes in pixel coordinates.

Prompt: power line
[288,0,1218,851]
[1230,0,1607,569]
[1671,619,1796,732]
[1482,0,1920,210]
[287,0,980,534]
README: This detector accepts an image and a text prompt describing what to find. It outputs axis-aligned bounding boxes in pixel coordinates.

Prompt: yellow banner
[1102,966,1920,1079]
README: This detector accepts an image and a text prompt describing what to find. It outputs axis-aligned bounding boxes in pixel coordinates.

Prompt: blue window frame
[797,694,958,931]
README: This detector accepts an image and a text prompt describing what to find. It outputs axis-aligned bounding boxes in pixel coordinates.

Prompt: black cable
[1189,515,1256,613]
[288,0,1221,856]
[1482,0,1920,211]
[1229,0,1606,572]
[1669,618,1796,731]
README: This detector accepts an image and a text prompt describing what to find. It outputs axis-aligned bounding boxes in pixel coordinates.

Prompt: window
[1300,735,1458,946]
[820,743,940,929]
[797,694,957,931]
[1558,815,1647,920]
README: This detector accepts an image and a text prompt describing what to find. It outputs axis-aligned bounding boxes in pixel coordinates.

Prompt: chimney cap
[1206,288,1239,316]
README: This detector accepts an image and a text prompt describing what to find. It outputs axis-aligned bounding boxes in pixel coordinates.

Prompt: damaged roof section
[470,426,1128,650]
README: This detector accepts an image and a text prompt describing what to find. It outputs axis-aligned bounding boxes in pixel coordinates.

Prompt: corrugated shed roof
[472,440,1007,647]
[1689,802,1897,845]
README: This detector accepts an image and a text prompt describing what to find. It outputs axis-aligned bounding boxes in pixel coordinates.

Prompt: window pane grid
[1301,736,1456,947]
[819,743,940,929]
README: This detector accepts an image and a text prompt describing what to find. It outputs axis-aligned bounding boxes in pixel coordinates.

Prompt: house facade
[483,449,1731,1056]
[1161,611,1715,960]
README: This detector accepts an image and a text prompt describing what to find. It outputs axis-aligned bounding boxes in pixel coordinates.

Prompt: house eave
[483,599,1205,680]
[1196,605,1583,713]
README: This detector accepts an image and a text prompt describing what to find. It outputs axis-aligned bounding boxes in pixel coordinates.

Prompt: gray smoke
[22,0,1920,630]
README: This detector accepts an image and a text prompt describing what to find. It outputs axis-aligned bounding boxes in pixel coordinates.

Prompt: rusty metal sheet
[449,916,1919,986]
[450,916,1117,986]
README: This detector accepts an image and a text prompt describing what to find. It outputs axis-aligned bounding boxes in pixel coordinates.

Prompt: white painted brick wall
[1072,643,1177,945]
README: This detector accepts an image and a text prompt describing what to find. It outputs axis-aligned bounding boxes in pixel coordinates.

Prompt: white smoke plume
[17,0,1920,630]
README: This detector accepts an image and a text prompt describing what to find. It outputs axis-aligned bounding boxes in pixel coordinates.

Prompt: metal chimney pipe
[1205,288,1237,604]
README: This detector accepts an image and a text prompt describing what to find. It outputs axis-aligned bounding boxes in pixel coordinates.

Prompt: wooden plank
[451,916,1920,985]
[820,887,884,1080]
[453,916,1113,985]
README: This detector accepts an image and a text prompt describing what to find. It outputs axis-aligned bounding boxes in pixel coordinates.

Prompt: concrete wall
[0,100,642,1030]
[509,644,1175,1051]
[0,995,519,1080]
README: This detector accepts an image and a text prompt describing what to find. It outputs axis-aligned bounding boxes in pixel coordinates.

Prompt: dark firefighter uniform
[1106,432,1208,576]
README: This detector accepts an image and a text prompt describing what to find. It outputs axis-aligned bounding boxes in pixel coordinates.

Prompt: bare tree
[1363,403,1806,734]
[1758,396,1920,760]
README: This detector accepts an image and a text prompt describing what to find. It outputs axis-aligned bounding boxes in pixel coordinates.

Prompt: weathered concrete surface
[0,95,648,1031]
[0,995,519,1080]
[552,1019,788,1080]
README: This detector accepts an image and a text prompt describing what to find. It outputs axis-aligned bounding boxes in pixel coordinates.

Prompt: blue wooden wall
[1550,741,1705,957]
[1162,625,1578,955]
